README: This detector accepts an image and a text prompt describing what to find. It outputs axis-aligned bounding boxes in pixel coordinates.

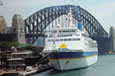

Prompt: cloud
[0,0,115,33]
[0,0,66,26]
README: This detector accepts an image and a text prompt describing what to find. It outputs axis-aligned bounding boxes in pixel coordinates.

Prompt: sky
[0,0,115,33]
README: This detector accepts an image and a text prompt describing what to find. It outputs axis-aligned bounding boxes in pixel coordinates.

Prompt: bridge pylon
[110,26,115,51]
[12,14,25,44]
[0,16,7,33]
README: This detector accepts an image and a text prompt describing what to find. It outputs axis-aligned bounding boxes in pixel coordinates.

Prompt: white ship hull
[44,13,98,71]
[48,51,98,70]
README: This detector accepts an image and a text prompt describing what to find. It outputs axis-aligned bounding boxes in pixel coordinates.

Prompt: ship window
[48,39,53,42]
[68,39,71,41]
[77,38,80,40]
[45,35,47,37]
[64,39,68,41]
[76,34,80,36]
[72,38,80,41]
[56,39,59,41]
[66,18,67,20]
[60,39,63,41]
[52,31,57,33]
[49,35,53,37]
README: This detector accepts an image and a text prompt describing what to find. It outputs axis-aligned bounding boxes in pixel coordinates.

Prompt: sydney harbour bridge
[24,5,110,54]
[0,5,112,54]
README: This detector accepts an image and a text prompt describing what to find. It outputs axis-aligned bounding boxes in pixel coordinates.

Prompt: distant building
[109,26,115,51]
[7,27,12,33]
[0,16,7,33]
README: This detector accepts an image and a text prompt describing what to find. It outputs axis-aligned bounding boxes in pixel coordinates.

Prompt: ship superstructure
[44,9,98,70]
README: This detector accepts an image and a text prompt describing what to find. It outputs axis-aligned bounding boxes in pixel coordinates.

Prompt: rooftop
[8,58,24,61]
[11,51,32,55]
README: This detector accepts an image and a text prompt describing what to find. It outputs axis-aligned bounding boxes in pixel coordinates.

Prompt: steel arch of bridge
[24,5,108,44]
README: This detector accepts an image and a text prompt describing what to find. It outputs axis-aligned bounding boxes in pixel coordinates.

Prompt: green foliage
[0,0,3,6]
[0,42,32,50]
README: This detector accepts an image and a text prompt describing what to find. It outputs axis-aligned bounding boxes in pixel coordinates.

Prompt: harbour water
[32,55,115,76]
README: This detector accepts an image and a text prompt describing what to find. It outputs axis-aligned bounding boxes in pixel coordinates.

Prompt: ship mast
[52,7,73,50]
[68,7,73,26]
[53,24,62,50]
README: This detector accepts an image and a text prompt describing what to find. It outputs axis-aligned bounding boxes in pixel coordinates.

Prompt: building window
[20,28,23,33]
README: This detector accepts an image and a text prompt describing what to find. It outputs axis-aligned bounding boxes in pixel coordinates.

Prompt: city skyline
[0,0,115,32]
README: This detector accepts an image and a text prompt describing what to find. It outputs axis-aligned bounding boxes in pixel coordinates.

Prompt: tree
[0,0,3,6]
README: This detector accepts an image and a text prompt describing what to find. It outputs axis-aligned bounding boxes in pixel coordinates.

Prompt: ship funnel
[78,22,84,31]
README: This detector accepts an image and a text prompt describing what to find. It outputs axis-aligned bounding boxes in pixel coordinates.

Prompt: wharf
[0,66,52,76]
[0,70,18,76]
[19,66,52,76]
[19,67,38,76]
[0,73,3,76]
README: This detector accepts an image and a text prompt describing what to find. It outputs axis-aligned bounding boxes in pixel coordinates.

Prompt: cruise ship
[44,9,98,71]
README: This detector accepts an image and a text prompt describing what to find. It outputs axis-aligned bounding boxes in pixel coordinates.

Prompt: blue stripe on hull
[48,52,98,59]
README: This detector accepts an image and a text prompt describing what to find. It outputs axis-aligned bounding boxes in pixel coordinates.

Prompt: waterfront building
[11,51,32,58]
[8,58,25,70]
[8,51,32,70]
[7,49,42,70]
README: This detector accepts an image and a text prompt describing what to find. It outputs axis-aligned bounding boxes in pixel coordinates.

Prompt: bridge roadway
[23,5,111,54]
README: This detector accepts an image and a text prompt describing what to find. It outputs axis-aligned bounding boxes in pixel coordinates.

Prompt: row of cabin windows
[48,38,80,42]
[49,34,72,37]
[48,33,89,38]
[52,30,76,33]
[58,34,72,37]
[48,33,87,38]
